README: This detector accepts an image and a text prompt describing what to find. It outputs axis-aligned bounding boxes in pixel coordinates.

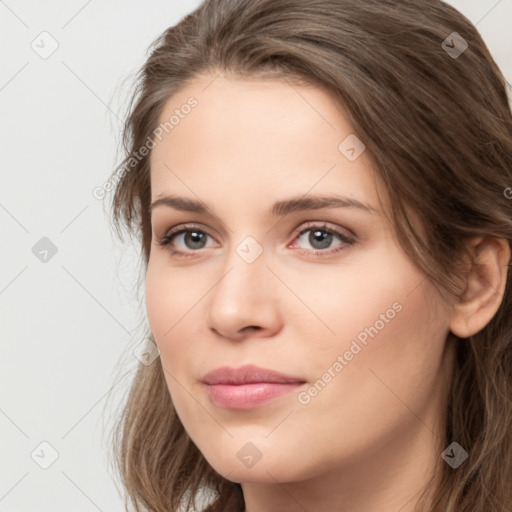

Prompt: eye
[156,224,218,256]
[156,221,356,258]
[290,223,355,255]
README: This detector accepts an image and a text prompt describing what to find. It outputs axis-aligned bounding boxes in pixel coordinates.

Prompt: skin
[145,72,510,512]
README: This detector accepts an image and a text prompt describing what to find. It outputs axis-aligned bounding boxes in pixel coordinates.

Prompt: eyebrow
[150,194,377,216]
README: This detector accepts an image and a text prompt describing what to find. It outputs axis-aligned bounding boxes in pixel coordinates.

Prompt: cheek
[145,263,205,418]
[145,253,205,336]
[145,264,173,341]
[144,260,200,363]
[297,273,451,425]
[275,253,412,350]
[288,251,452,402]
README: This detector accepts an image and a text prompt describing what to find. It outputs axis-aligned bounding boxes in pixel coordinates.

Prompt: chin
[200,443,310,485]
[212,462,291,485]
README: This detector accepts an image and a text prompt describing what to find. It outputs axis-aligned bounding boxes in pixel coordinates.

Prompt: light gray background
[1,1,511,510]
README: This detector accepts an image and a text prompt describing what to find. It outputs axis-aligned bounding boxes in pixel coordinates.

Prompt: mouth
[202,364,307,409]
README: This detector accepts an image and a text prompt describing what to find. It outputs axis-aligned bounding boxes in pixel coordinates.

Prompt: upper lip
[202,364,306,385]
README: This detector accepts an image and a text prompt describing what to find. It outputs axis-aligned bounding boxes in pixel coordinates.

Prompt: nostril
[245,326,261,332]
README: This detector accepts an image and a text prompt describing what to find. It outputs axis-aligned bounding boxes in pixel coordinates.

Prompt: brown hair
[106,1,512,510]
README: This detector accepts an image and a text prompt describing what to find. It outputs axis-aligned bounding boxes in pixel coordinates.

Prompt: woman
[108,0,512,510]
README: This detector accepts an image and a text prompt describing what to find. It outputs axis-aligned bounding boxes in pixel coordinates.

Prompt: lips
[202,364,306,409]
[202,364,305,385]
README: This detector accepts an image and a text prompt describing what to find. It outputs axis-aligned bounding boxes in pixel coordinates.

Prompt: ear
[449,236,510,339]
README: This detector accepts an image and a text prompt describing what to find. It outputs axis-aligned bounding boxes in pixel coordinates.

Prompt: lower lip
[204,382,303,409]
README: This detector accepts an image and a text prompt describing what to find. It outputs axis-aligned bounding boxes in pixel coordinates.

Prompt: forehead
[152,72,353,151]
[149,73,383,211]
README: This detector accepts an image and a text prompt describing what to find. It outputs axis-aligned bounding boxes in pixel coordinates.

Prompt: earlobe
[449,236,510,339]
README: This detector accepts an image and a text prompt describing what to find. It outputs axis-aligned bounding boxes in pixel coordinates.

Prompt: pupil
[309,230,332,249]
[185,231,206,249]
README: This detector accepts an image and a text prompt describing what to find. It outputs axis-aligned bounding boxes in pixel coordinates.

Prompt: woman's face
[146,73,456,485]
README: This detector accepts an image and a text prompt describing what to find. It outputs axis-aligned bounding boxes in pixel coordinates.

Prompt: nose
[205,248,282,341]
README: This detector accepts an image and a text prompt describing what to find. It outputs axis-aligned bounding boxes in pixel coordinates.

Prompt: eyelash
[156,222,356,258]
